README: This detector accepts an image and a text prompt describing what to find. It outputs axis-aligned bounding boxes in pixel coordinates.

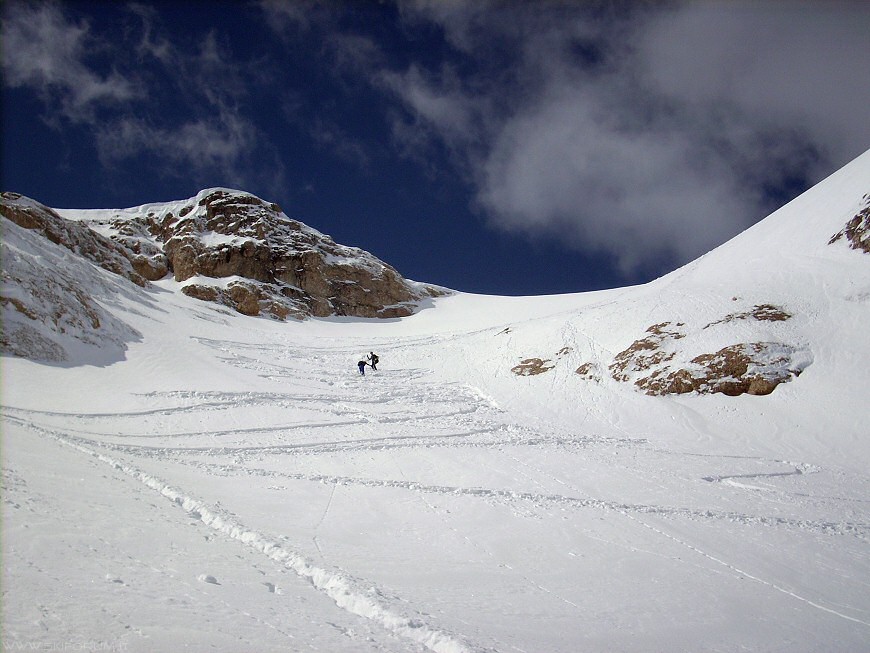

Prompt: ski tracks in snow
[4,413,482,653]
[4,331,870,648]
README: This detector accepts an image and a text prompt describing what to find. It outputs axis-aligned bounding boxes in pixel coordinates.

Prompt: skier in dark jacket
[367,352,379,370]
[357,360,367,376]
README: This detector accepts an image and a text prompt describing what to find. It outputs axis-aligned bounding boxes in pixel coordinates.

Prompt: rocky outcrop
[0,192,147,287]
[829,195,870,253]
[90,188,444,319]
[512,357,555,376]
[574,361,600,382]
[83,214,169,281]
[607,305,810,397]
[511,347,572,376]
[704,304,791,328]
[181,280,308,321]
[1,188,447,322]
[635,342,802,396]
[609,322,684,383]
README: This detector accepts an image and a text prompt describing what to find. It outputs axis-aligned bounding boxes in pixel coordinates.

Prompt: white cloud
[1,1,137,122]
[638,2,870,167]
[478,82,758,274]
[379,64,487,155]
[2,1,279,189]
[96,108,261,185]
[384,0,870,277]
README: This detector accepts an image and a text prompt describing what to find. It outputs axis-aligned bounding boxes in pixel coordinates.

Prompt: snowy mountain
[2,150,869,652]
[5,187,443,323]
[1,188,445,363]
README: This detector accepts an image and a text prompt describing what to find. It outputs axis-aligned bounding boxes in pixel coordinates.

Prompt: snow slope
[3,151,869,652]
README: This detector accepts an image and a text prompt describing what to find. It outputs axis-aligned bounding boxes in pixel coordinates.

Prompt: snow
[197,231,260,248]
[3,151,870,652]
[0,217,144,365]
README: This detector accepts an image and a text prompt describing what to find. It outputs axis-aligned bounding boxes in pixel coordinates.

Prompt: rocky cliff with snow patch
[57,188,445,320]
[0,192,149,287]
[829,194,870,253]
[1,188,445,362]
[605,305,811,396]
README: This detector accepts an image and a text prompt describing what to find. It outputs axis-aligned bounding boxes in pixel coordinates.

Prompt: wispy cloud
[95,109,258,179]
[1,0,279,190]
[257,0,323,35]
[1,1,137,123]
[379,64,487,154]
[637,2,870,171]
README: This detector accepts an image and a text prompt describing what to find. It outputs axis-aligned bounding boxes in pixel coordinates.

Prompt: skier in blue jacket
[357,360,367,376]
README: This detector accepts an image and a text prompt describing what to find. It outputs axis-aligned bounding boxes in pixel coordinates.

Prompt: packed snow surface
[3,153,870,651]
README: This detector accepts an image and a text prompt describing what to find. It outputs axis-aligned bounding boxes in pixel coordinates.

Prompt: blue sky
[2,1,869,295]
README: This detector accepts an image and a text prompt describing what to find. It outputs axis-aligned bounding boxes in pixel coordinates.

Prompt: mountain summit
[1,188,447,360]
[1,188,446,363]
[56,188,445,320]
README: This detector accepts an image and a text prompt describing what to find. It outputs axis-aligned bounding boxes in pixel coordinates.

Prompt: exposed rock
[181,283,220,304]
[225,281,262,316]
[0,192,147,287]
[512,358,555,376]
[637,342,802,396]
[82,213,169,280]
[609,322,683,383]
[181,281,309,321]
[609,311,809,397]
[829,196,870,253]
[575,362,600,382]
[704,304,791,329]
[512,347,573,376]
[129,188,444,319]
[747,304,791,321]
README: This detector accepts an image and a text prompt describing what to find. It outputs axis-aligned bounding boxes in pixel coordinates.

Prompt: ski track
[4,400,866,541]
[4,332,870,648]
[7,417,483,653]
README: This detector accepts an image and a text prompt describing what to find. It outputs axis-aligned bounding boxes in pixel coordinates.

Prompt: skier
[357,360,367,376]
[367,352,379,370]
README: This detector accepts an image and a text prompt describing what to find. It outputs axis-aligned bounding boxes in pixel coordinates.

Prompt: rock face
[829,195,870,253]
[606,305,810,397]
[83,188,443,320]
[633,341,802,396]
[2,188,445,322]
